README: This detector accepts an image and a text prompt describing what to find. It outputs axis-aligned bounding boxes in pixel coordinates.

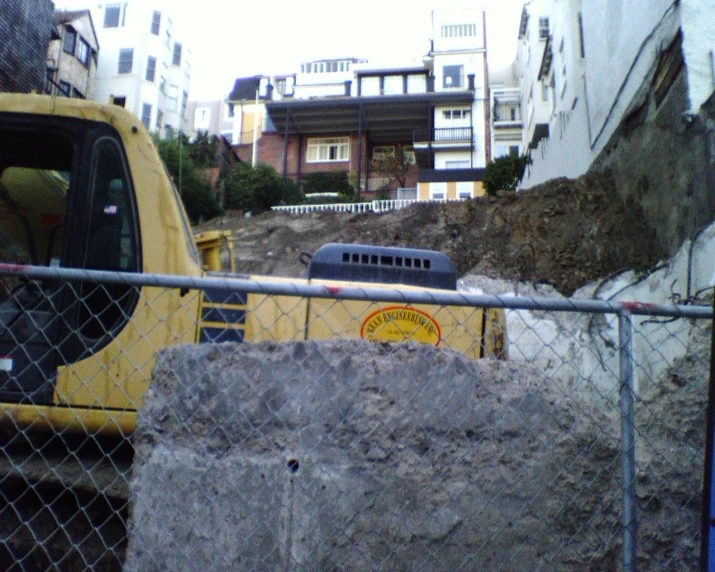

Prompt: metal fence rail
[0,263,711,570]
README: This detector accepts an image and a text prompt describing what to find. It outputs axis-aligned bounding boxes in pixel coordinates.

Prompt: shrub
[484,154,531,196]
[224,163,301,213]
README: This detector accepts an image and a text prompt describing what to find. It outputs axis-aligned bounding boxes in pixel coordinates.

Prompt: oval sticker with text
[360,306,441,346]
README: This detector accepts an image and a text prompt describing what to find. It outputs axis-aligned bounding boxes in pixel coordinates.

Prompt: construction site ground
[196,171,665,296]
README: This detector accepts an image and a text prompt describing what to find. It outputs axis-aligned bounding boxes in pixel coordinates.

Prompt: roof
[265,91,475,144]
[53,9,99,50]
[54,9,90,25]
[228,77,263,101]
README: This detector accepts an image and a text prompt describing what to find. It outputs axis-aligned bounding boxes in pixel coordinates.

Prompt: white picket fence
[271,198,466,215]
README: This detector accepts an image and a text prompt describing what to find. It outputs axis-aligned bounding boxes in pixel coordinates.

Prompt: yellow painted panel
[0,402,137,436]
[54,287,201,411]
[306,298,487,361]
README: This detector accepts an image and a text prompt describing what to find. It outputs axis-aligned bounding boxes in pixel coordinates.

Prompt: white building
[489,65,523,160]
[87,1,192,136]
[515,0,715,188]
[422,8,490,172]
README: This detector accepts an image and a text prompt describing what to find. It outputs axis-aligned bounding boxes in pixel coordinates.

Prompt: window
[538,17,550,39]
[112,95,126,107]
[577,13,586,58]
[104,4,120,28]
[62,28,77,54]
[151,10,161,35]
[306,137,350,163]
[58,81,71,97]
[146,56,156,82]
[445,160,470,169]
[77,38,91,67]
[167,85,178,111]
[429,183,447,200]
[275,78,286,95]
[541,79,549,102]
[172,42,182,66]
[372,146,394,160]
[440,24,477,38]
[81,136,140,339]
[118,48,133,74]
[457,182,473,199]
[159,75,166,94]
[157,110,163,128]
[509,145,520,156]
[443,65,463,88]
[442,109,470,120]
[181,91,188,119]
[141,103,152,129]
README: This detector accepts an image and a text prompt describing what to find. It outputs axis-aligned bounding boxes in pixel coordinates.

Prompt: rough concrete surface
[124,334,708,570]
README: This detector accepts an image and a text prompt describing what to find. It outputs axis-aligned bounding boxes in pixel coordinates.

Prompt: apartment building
[46,10,99,99]
[227,9,491,201]
[86,1,191,136]
[515,0,589,186]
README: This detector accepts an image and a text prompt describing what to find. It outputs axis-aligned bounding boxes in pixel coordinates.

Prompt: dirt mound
[197,171,665,295]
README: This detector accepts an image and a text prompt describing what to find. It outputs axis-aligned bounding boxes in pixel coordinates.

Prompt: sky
[53,0,524,100]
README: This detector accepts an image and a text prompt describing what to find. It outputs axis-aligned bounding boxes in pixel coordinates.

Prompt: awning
[265,91,475,144]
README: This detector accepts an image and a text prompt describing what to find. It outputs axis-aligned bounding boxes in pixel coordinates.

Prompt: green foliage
[155,136,223,223]
[224,162,301,212]
[371,146,414,188]
[483,154,531,196]
[189,130,220,168]
[302,172,354,201]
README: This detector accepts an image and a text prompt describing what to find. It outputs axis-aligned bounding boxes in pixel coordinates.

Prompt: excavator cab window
[0,116,141,403]
[0,125,73,403]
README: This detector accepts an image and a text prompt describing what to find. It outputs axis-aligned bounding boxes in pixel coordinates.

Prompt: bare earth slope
[196,171,665,296]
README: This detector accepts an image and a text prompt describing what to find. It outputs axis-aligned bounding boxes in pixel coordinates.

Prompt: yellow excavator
[0,94,506,436]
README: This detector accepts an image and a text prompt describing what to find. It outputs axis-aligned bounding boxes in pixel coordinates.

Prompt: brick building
[0,0,55,94]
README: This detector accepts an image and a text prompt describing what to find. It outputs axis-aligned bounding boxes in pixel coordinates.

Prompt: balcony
[413,127,473,145]
[492,88,522,129]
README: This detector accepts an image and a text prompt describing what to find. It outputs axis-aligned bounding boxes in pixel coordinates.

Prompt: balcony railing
[413,127,473,144]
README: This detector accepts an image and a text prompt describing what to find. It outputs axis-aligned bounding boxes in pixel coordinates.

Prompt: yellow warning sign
[360,306,441,346]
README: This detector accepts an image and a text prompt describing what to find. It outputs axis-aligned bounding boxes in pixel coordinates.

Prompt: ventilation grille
[308,244,456,290]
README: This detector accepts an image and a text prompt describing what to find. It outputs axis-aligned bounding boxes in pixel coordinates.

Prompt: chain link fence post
[619,309,638,571]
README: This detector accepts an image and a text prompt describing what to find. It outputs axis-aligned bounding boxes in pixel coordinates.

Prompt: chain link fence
[0,264,712,570]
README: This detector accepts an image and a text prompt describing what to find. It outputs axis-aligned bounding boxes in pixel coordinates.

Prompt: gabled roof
[228,76,263,101]
[54,9,89,25]
[53,9,99,51]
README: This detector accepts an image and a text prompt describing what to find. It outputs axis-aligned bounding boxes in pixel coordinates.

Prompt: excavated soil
[197,171,665,296]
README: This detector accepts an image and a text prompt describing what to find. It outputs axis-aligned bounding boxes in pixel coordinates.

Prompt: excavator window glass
[0,129,72,297]
[78,136,140,340]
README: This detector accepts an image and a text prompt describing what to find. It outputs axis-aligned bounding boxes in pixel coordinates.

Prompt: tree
[483,154,531,196]
[189,130,220,168]
[371,146,414,189]
[155,136,223,223]
[224,162,301,213]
